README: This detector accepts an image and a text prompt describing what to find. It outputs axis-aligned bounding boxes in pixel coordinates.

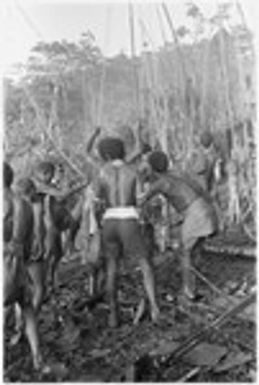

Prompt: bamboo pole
[199,38,211,132]
[81,68,89,131]
[139,16,170,152]
[96,5,111,127]
[161,3,195,157]
[161,3,188,80]
[155,5,180,88]
[155,5,184,157]
[139,21,160,147]
[128,3,141,119]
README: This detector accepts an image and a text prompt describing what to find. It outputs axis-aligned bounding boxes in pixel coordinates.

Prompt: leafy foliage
[4,3,255,230]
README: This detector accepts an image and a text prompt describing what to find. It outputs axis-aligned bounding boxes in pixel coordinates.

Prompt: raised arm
[34,180,89,201]
[126,121,152,165]
[86,126,102,155]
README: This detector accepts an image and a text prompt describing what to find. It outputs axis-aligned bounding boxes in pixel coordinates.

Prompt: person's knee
[104,241,120,261]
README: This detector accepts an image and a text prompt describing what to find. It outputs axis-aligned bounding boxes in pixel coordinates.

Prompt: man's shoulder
[150,173,171,190]
[4,189,14,216]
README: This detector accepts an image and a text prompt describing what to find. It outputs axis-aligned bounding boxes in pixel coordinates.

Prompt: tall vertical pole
[128,3,140,118]
[161,3,188,81]
[161,3,194,153]
[97,5,111,127]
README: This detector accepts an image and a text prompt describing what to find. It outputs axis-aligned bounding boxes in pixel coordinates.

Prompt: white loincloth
[103,206,139,220]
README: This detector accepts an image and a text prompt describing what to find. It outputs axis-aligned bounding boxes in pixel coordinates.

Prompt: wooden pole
[161,3,188,81]
[139,21,159,147]
[161,3,195,155]
[96,5,111,127]
[128,3,140,117]
[81,68,89,131]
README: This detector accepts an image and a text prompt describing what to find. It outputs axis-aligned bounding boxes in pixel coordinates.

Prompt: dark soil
[4,233,256,382]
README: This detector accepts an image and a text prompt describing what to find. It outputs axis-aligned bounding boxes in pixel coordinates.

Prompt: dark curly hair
[200,131,213,148]
[148,151,169,173]
[4,162,14,188]
[16,178,36,197]
[36,161,55,176]
[98,137,125,161]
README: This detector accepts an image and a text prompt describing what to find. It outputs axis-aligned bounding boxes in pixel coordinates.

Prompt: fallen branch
[191,266,236,304]
[163,291,256,367]
[133,291,256,381]
[202,239,256,259]
[175,367,201,383]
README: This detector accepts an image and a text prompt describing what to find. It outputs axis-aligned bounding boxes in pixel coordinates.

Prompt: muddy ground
[4,233,256,382]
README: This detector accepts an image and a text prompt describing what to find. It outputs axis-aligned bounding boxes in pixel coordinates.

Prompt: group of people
[3,124,219,371]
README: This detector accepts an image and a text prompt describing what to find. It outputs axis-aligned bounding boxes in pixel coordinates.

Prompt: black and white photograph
[2,0,256,382]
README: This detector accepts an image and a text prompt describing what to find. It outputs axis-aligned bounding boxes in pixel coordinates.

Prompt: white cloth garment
[103,206,140,220]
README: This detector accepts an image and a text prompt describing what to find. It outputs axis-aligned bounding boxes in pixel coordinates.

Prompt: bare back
[4,189,34,260]
[4,188,14,243]
[98,161,137,208]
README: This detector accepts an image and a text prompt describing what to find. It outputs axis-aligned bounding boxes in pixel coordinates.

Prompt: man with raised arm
[95,136,160,327]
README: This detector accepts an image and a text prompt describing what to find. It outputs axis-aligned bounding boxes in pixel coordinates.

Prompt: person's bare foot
[151,306,160,324]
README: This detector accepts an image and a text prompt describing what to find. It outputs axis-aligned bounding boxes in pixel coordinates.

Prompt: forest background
[3,2,256,238]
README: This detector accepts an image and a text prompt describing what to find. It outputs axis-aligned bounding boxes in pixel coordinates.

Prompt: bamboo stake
[139,16,170,152]
[161,3,195,158]
[199,38,211,131]
[139,22,160,147]
[96,5,111,127]
[161,3,188,80]
[236,0,250,30]
[156,5,167,45]
[128,3,140,116]
[81,68,89,131]
[216,24,241,225]
[155,5,180,88]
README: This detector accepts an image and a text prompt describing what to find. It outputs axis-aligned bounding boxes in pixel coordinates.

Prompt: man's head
[35,161,55,184]
[98,137,125,161]
[200,131,213,148]
[4,162,14,188]
[148,151,169,174]
[16,178,37,200]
